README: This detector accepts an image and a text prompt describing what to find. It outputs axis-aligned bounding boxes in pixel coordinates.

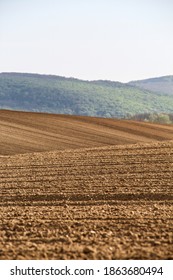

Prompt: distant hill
[0,72,173,118]
[1,109,173,155]
[128,75,173,95]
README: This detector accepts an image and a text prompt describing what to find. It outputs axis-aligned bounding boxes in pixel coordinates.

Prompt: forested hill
[128,76,173,96]
[0,72,173,118]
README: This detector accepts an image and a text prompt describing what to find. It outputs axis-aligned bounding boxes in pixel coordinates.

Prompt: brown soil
[0,139,173,259]
[1,110,173,155]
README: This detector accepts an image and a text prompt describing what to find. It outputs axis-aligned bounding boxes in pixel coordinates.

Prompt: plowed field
[1,110,173,155]
[0,141,173,259]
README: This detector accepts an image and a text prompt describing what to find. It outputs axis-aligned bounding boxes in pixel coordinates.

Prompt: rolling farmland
[1,110,173,155]
[0,110,173,259]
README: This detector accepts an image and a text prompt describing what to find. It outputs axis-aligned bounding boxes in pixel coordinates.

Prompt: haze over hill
[129,75,173,95]
[0,73,173,118]
[1,109,173,156]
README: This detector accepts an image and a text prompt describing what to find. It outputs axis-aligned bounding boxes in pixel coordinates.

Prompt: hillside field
[1,110,173,155]
[0,110,172,259]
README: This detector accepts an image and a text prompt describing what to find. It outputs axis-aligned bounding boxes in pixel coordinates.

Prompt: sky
[0,0,173,82]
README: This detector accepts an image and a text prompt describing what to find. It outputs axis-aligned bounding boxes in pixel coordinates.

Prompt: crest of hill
[0,72,173,118]
[128,75,173,95]
[1,109,173,155]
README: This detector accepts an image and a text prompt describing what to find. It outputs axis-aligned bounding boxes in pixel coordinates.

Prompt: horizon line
[0,71,172,84]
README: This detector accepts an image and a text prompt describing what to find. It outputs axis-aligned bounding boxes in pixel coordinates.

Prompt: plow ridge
[1,109,173,155]
[0,138,173,259]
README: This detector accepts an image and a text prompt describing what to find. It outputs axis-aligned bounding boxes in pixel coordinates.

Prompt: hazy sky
[0,0,173,82]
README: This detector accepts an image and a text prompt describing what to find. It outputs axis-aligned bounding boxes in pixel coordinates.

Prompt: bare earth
[1,110,173,155]
[0,110,173,259]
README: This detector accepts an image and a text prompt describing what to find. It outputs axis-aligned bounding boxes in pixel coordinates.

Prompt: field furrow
[0,141,173,259]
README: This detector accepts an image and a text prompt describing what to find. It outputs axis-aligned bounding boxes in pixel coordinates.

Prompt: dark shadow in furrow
[1,193,173,202]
